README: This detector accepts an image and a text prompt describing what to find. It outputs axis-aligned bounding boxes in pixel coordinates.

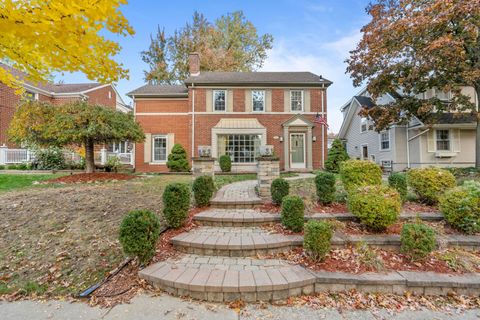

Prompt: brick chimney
[189,52,200,76]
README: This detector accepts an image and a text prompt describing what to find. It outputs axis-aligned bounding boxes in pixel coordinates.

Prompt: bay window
[217,134,261,163]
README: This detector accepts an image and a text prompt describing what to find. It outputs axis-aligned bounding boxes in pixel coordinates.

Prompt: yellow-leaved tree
[0,0,134,90]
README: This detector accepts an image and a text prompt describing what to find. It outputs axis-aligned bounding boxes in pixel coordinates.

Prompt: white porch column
[0,145,6,165]
[100,148,107,165]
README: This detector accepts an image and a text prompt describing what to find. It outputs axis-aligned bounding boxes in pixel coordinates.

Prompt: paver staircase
[139,180,316,302]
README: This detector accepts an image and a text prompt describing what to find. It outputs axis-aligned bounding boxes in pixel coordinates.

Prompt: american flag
[314,113,329,128]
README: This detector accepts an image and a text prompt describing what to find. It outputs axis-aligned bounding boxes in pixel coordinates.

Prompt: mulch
[402,201,439,213]
[268,247,480,275]
[46,172,137,184]
[312,202,349,214]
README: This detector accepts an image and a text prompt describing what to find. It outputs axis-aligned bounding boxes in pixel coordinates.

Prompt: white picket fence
[0,146,133,166]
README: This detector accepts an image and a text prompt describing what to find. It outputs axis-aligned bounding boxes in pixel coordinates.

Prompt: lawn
[0,174,64,192]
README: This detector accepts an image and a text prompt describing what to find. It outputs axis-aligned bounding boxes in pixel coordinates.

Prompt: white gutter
[191,83,195,158]
[406,128,430,168]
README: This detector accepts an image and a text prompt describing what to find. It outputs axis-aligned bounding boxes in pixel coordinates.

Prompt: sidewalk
[1,294,479,320]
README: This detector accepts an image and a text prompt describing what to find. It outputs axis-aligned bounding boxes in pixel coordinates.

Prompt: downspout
[321,85,325,168]
[191,84,195,159]
[132,95,136,170]
[407,128,430,168]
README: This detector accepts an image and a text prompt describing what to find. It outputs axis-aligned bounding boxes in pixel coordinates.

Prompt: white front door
[290,133,306,169]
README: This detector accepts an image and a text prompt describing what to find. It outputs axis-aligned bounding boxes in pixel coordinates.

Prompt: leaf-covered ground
[0,175,192,298]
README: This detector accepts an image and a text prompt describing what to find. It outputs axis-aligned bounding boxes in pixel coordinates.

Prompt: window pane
[380,132,389,150]
[153,137,167,161]
[252,90,265,111]
[290,90,303,111]
[436,130,450,151]
[217,134,261,163]
[214,90,226,111]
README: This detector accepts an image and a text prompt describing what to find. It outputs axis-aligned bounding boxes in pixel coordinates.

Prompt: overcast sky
[55,0,371,133]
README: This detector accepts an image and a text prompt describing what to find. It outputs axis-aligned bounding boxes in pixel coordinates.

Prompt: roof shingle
[127,84,188,97]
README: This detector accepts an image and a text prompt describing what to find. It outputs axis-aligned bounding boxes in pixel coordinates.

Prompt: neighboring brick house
[128,53,332,173]
[0,63,130,148]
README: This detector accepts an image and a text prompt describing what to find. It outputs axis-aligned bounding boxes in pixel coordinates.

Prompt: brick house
[128,53,332,173]
[0,63,130,149]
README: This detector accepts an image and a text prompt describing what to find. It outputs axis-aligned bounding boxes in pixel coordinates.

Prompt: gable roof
[184,71,332,87]
[353,96,374,109]
[127,84,188,98]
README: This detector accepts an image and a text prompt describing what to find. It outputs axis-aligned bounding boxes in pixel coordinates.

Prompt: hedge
[163,182,191,228]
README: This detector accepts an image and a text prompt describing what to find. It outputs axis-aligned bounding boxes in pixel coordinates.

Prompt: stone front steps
[139,254,316,302]
[171,226,302,256]
[210,180,262,209]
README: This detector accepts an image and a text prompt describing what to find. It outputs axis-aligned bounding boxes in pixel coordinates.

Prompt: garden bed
[46,172,137,184]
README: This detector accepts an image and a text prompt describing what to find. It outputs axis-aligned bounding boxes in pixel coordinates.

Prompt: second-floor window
[252,90,265,112]
[436,129,450,151]
[214,90,226,111]
[361,117,368,132]
[380,131,390,150]
[290,90,303,111]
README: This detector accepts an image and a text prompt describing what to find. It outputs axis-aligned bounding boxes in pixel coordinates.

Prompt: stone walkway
[140,178,480,303]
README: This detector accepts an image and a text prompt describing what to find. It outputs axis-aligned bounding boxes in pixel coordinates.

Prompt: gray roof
[184,71,332,87]
[435,113,477,125]
[1,63,103,94]
[127,84,188,97]
[354,96,375,109]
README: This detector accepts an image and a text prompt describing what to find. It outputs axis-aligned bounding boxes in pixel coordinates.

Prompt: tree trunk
[476,85,480,168]
[85,138,95,173]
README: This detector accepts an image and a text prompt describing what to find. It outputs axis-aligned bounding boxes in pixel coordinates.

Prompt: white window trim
[379,130,391,151]
[24,91,38,101]
[435,129,451,152]
[151,135,168,163]
[360,117,368,133]
[290,90,304,112]
[213,89,227,112]
[251,90,265,112]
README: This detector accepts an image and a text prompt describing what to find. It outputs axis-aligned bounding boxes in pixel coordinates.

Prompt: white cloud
[261,31,363,133]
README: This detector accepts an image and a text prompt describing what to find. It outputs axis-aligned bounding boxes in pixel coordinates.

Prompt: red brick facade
[133,87,329,173]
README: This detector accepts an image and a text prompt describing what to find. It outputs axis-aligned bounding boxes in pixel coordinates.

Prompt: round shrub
[192,175,215,207]
[281,195,305,232]
[315,172,336,205]
[119,210,161,265]
[271,178,290,205]
[325,139,349,173]
[400,223,436,260]
[348,185,401,231]
[166,143,190,172]
[406,167,456,204]
[163,182,191,228]
[388,172,407,201]
[439,180,480,234]
[219,154,232,172]
[340,160,382,192]
[33,147,66,170]
[303,220,332,262]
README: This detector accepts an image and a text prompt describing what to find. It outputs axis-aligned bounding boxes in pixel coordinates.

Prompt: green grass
[0,174,63,192]
[214,174,257,189]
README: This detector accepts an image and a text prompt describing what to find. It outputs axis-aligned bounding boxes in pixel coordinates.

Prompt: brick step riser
[173,244,300,257]
[194,220,279,227]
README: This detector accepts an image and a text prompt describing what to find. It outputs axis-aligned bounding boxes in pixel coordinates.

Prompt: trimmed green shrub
[6,164,18,170]
[439,180,480,234]
[315,172,336,205]
[340,159,382,192]
[271,178,290,205]
[400,223,436,260]
[281,195,305,232]
[105,156,121,172]
[407,167,456,204]
[163,182,191,228]
[192,175,215,207]
[388,172,407,201]
[348,185,401,231]
[219,154,232,172]
[0,165,4,170]
[33,147,66,170]
[303,220,332,261]
[16,163,29,170]
[119,210,161,264]
[325,139,349,173]
[166,143,190,172]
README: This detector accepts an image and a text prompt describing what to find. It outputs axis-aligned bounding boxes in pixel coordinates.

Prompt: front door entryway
[290,133,306,169]
[362,145,368,160]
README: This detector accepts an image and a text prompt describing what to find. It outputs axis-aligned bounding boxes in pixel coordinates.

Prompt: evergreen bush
[315,172,336,205]
[340,159,382,192]
[281,195,305,232]
[407,167,456,204]
[388,172,407,201]
[119,210,161,264]
[219,154,232,172]
[348,185,401,231]
[166,143,190,172]
[163,182,191,228]
[303,220,332,261]
[325,139,349,173]
[192,175,215,207]
[33,147,66,170]
[271,178,290,205]
[400,223,436,260]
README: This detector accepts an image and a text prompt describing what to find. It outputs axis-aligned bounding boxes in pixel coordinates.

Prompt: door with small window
[290,133,306,169]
